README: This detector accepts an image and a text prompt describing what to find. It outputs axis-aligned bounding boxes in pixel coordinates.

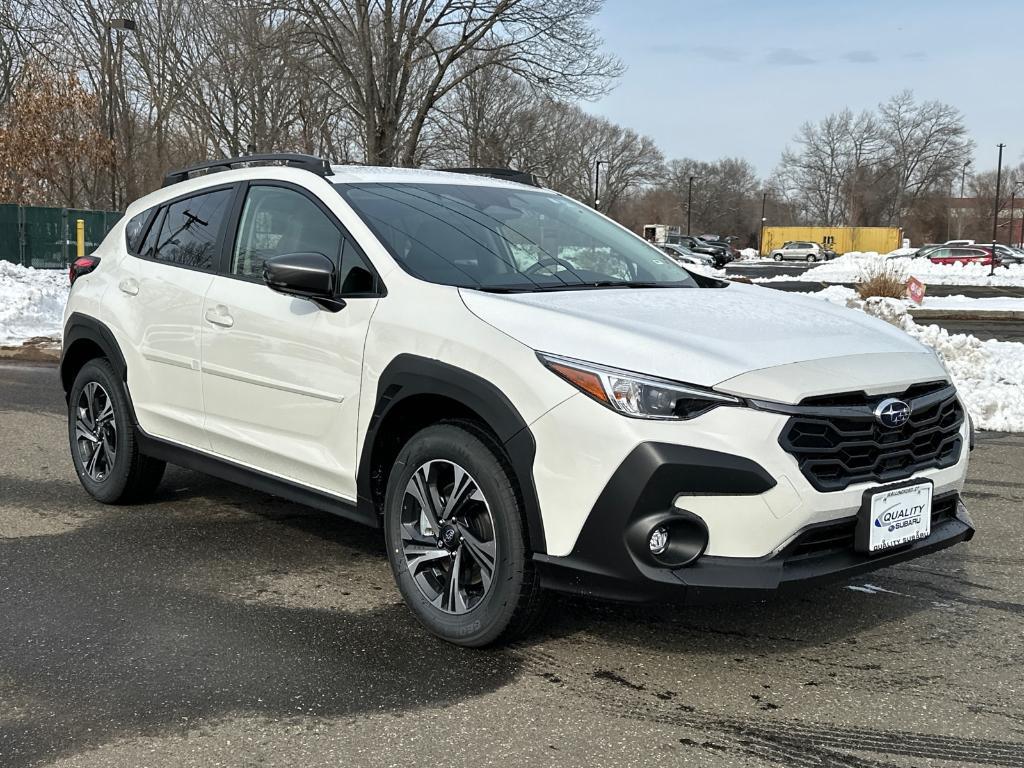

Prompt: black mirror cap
[263,252,344,311]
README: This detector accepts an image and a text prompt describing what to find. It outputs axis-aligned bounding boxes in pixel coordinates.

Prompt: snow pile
[918,295,1024,313]
[756,250,1024,286]
[801,285,1024,432]
[739,247,759,259]
[0,262,68,345]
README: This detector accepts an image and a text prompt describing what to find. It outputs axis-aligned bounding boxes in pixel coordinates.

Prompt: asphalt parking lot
[2,361,1023,768]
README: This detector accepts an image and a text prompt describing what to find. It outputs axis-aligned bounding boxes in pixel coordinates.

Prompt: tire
[68,358,166,504]
[383,422,546,647]
[773,253,783,261]
[807,254,817,262]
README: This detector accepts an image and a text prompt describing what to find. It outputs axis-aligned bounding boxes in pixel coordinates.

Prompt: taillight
[69,256,100,286]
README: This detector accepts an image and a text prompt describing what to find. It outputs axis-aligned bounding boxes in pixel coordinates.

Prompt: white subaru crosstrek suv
[62,154,974,646]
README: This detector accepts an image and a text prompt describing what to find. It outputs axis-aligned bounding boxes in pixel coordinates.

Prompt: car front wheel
[383,422,545,646]
[807,254,817,262]
[773,253,783,261]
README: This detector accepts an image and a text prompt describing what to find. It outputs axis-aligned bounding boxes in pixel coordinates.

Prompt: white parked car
[770,241,824,262]
[62,154,975,646]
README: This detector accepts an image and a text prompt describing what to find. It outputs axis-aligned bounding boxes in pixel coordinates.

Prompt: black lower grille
[779,385,964,492]
[785,493,959,561]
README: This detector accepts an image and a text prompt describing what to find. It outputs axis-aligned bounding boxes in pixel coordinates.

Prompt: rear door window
[149,189,233,271]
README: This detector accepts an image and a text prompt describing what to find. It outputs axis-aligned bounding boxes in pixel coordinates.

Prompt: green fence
[0,205,122,268]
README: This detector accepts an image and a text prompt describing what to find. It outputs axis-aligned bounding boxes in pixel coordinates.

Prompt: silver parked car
[770,241,825,262]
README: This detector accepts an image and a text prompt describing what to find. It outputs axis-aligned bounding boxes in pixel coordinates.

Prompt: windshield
[334,182,698,291]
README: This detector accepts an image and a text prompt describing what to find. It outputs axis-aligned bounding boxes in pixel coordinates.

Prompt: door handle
[205,305,234,328]
[118,278,139,296]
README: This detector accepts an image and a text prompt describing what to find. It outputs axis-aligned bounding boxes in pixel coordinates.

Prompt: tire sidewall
[383,424,528,647]
[68,359,135,503]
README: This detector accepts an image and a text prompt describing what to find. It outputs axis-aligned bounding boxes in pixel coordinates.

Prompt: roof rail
[162,153,334,188]
[441,167,543,188]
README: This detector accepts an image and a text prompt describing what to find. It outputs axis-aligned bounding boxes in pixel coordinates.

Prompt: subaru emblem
[874,398,911,429]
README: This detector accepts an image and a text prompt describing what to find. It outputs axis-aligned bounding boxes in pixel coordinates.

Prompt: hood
[459,282,934,389]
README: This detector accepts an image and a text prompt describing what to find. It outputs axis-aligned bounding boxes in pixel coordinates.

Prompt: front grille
[785,493,959,561]
[779,384,964,492]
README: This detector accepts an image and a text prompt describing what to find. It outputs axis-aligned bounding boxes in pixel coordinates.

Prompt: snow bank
[919,295,1024,313]
[756,250,1024,286]
[801,286,1024,432]
[739,247,759,259]
[0,262,68,345]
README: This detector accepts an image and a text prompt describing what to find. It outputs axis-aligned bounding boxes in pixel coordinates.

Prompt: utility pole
[958,160,970,239]
[686,176,696,235]
[991,144,1005,277]
[593,160,605,210]
[105,18,137,212]
[759,191,767,255]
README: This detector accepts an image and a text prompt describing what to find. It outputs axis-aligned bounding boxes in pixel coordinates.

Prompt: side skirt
[136,432,375,528]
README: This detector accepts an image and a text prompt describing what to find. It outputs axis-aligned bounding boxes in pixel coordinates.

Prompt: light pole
[105,17,137,211]
[958,160,970,239]
[759,191,767,255]
[593,160,606,210]
[686,175,696,235]
[991,144,1005,276]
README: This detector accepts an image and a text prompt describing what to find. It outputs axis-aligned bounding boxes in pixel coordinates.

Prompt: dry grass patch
[855,258,908,300]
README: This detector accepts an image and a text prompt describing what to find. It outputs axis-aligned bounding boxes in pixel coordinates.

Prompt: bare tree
[878,90,973,225]
[274,0,622,165]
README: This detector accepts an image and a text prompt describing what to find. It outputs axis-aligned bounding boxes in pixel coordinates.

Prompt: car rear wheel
[383,422,546,646]
[68,359,166,504]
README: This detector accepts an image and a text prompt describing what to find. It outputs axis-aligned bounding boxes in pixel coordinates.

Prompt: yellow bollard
[76,219,85,259]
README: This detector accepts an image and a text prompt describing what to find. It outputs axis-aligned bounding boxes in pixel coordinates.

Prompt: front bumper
[535,491,974,604]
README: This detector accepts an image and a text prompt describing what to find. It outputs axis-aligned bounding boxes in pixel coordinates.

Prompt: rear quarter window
[124,209,153,255]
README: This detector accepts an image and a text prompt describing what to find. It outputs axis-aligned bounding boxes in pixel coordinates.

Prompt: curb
[908,309,1024,322]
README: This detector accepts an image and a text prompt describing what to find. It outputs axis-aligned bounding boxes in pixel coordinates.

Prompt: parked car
[968,243,1018,264]
[1004,246,1024,265]
[769,241,825,262]
[677,235,729,267]
[62,154,975,647]
[658,243,715,267]
[926,246,998,266]
[699,236,740,263]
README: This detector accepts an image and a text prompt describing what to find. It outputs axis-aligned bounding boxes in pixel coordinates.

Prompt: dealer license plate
[857,481,933,553]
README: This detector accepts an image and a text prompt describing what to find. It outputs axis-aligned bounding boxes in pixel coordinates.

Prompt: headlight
[538,353,741,420]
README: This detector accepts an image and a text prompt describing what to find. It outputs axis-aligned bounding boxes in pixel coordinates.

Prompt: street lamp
[958,160,971,239]
[105,17,137,211]
[686,175,696,235]
[991,144,1005,277]
[593,160,606,210]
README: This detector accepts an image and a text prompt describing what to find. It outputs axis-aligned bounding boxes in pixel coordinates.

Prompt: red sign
[906,276,926,305]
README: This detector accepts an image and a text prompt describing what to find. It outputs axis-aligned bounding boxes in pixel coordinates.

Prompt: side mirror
[263,252,345,312]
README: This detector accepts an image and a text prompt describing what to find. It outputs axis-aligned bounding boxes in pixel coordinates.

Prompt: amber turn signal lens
[548,362,609,405]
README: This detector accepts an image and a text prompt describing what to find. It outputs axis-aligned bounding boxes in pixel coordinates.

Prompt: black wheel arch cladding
[61,313,130,398]
[357,353,547,554]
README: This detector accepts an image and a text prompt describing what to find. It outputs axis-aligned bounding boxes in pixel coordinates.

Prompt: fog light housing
[648,526,669,555]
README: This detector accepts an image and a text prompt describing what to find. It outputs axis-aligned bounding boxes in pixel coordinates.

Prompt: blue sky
[590,0,1024,176]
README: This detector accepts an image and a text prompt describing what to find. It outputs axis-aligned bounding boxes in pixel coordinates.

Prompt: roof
[124,163,548,220]
[328,164,544,189]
